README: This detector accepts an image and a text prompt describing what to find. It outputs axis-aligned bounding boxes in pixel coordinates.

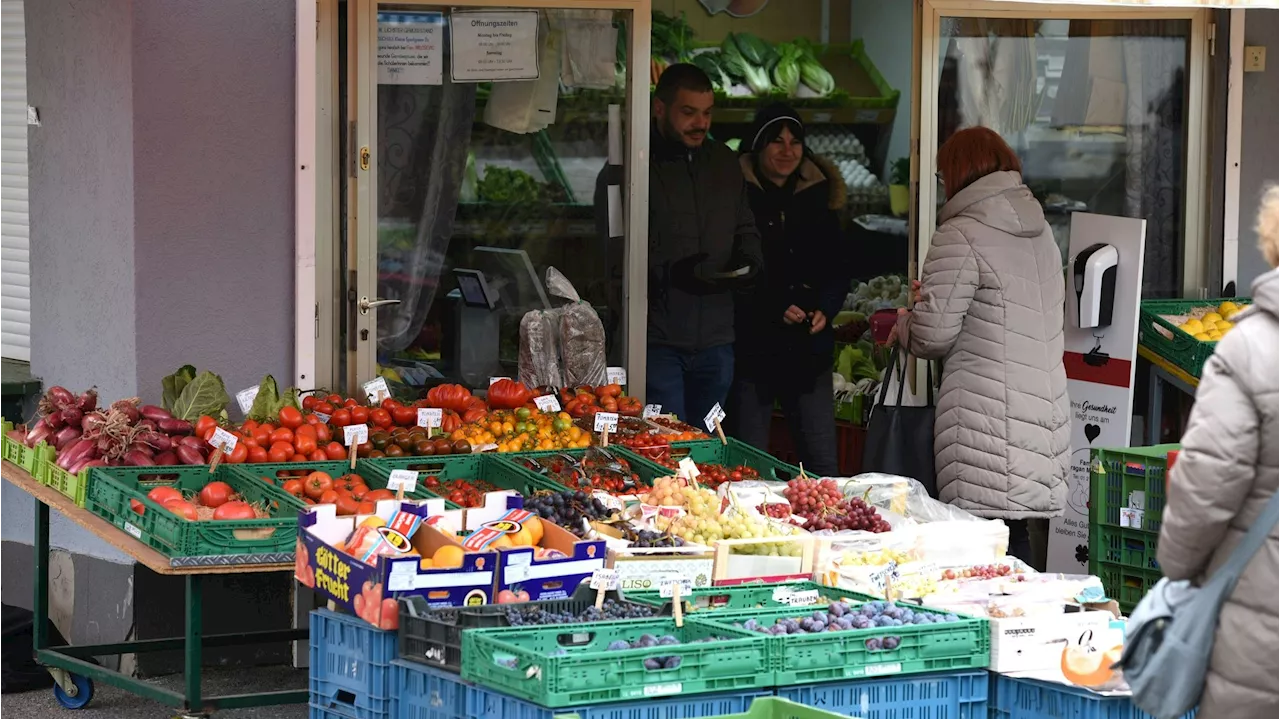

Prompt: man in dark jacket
[644,64,762,426]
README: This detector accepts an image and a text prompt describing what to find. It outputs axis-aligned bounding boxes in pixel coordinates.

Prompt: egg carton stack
[806,128,888,213]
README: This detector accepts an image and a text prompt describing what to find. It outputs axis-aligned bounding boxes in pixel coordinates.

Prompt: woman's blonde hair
[1258,185,1278,268]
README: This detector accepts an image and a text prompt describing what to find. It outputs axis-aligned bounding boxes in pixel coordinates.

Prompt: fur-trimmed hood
[739,153,848,211]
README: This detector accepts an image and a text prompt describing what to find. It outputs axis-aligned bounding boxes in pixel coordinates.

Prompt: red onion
[77,389,98,413]
[136,420,157,432]
[176,445,204,465]
[153,450,178,465]
[140,405,173,423]
[135,431,171,452]
[45,411,65,431]
[60,407,83,429]
[128,442,155,458]
[157,418,193,436]
[56,439,96,471]
[68,457,107,475]
[53,427,82,452]
[25,419,54,448]
[123,450,155,467]
[80,412,107,435]
[46,386,74,409]
[177,435,205,451]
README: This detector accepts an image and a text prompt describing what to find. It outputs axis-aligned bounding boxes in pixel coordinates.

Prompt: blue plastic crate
[776,670,988,719]
[992,675,1196,719]
[392,660,469,719]
[310,609,398,719]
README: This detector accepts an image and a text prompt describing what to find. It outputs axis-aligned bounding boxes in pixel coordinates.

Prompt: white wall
[849,0,914,176]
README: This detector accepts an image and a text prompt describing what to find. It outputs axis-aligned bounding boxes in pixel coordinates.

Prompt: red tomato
[282,479,304,496]
[259,423,277,434]
[305,413,321,425]
[363,489,395,502]
[334,493,360,516]
[279,406,304,430]
[165,500,199,520]
[295,424,318,440]
[324,442,346,460]
[291,454,309,462]
[248,446,269,464]
[269,427,295,446]
[224,443,249,465]
[315,423,332,443]
[318,489,339,505]
[213,501,256,520]
[349,406,370,425]
[344,398,359,408]
[305,472,333,499]
[241,419,259,433]
[391,406,416,427]
[381,398,402,411]
[330,409,352,428]
[252,427,272,447]
[369,408,392,429]
[195,415,218,439]
[315,402,335,415]
[199,481,234,508]
[325,393,344,405]
[294,435,318,456]
[357,501,376,513]
[268,442,293,463]
[147,486,183,505]
[309,449,328,462]
[302,395,318,411]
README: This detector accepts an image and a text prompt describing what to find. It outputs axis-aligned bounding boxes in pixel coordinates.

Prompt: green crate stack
[1138,297,1249,377]
[38,447,88,506]
[86,465,303,560]
[623,581,875,616]
[694,603,989,685]
[460,617,771,707]
[359,454,565,508]
[662,439,803,483]
[499,447,670,493]
[1088,444,1179,613]
[1,420,54,479]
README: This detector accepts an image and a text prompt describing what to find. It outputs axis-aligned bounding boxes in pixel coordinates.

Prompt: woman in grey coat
[1156,187,1278,719]
[894,127,1070,568]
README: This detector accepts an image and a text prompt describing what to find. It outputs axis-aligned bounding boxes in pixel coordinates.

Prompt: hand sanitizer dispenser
[1073,243,1118,329]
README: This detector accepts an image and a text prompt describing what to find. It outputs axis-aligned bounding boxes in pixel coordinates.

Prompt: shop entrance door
[339,0,651,398]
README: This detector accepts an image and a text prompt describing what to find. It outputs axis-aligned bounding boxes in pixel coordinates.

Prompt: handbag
[862,347,937,497]
[1115,490,1279,719]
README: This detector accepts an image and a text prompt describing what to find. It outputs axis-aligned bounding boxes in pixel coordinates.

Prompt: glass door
[918,3,1210,299]
[344,0,647,395]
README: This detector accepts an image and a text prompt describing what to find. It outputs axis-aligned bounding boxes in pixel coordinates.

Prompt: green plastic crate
[500,448,668,494]
[1090,525,1161,573]
[38,447,88,505]
[460,618,771,707]
[1138,297,1249,377]
[359,454,565,508]
[695,603,989,684]
[659,439,802,483]
[624,581,875,616]
[1089,445,1179,534]
[86,465,303,563]
[1091,561,1162,616]
[704,697,847,719]
[1,421,23,465]
[1,421,52,477]
[228,458,429,503]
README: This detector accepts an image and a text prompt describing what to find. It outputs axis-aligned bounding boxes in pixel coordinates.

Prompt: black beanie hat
[745,102,805,155]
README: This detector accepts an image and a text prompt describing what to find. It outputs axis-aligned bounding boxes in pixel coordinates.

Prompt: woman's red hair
[937,127,1022,199]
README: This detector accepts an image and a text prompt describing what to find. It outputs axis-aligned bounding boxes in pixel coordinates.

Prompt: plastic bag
[547,267,607,386]
[841,474,987,524]
[518,309,564,389]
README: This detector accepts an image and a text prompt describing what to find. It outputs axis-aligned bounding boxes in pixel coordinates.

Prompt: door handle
[358,296,401,315]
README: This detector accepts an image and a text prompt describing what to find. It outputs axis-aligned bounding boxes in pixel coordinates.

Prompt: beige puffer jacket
[907,171,1069,518]
[1157,269,1278,719]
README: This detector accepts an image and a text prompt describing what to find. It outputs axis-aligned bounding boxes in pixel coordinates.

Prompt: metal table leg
[185,574,203,714]
[1148,361,1162,445]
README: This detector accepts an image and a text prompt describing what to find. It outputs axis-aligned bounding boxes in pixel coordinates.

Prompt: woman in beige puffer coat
[1156,187,1278,719]
[900,128,1070,565]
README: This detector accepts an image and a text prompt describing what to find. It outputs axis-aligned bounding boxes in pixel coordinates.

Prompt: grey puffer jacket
[1157,269,1278,719]
[907,171,1069,518]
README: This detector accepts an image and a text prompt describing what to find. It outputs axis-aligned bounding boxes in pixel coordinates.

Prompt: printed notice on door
[450,10,539,82]
[378,12,444,86]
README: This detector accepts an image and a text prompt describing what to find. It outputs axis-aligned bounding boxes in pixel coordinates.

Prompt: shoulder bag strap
[1205,490,1279,594]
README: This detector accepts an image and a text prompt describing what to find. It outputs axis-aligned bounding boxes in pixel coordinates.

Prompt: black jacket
[644,126,763,352]
[734,153,849,381]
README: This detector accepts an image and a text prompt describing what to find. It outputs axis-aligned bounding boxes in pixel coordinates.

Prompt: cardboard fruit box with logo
[297,498,498,629]
[460,492,606,602]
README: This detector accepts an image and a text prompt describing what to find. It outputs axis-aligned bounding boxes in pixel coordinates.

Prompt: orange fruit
[432,545,465,569]
[525,516,544,545]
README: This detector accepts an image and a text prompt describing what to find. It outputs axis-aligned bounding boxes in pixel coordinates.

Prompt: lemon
[1216,320,1234,331]
[1219,301,1239,316]
[1207,330,1223,341]
[1202,312,1223,324]
[1194,332,1211,341]
[1182,318,1204,334]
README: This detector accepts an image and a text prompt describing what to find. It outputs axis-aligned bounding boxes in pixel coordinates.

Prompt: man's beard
[661,114,705,148]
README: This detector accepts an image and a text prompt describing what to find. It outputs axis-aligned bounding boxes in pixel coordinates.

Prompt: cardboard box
[990,609,1116,673]
[711,535,814,584]
[297,499,498,629]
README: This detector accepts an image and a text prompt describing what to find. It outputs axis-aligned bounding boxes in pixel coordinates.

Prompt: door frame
[298,0,651,395]
[915,0,1214,297]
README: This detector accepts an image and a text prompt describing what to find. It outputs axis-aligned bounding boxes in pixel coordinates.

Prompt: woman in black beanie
[728,103,848,476]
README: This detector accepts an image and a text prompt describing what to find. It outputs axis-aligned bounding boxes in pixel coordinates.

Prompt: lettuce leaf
[170,370,230,422]
[247,375,302,422]
[161,365,196,412]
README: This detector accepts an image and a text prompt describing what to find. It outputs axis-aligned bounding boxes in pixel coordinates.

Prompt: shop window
[937,18,1191,299]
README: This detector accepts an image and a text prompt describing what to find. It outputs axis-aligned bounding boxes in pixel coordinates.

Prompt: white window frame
[2,0,31,362]
[915,0,1213,297]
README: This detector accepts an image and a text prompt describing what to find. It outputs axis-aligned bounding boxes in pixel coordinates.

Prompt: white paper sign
[589,568,620,590]
[387,469,419,493]
[1128,491,1146,511]
[785,589,821,606]
[704,403,726,433]
[534,395,561,413]
[1119,508,1145,529]
[489,376,509,386]
[363,377,390,404]
[377,12,444,86]
[677,457,700,480]
[643,404,662,419]
[343,424,369,446]
[594,412,619,433]
[658,578,694,598]
[449,10,539,82]
[235,385,260,414]
[606,367,627,385]
[388,561,417,592]
[869,561,900,590]
[209,428,238,455]
[417,408,443,428]
[314,412,330,424]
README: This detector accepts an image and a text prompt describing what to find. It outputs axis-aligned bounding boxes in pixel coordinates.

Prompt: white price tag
[642,404,662,419]
[1128,491,1146,511]
[363,377,391,404]
[343,424,369,446]
[658,578,693,598]
[594,412,619,433]
[785,589,821,606]
[417,408,443,428]
[869,561,900,590]
[209,428,238,455]
[589,568,620,590]
[703,403,727,433]
[235,385,260,414]
[489,376,509,386]
[387,469,418,493]
[534,395,561,413]
[606,367,627,385]
[124,522,143,539]
[314,412,330,424]
[677,457,701,480]
[1120,508,1145,529]
[388,560,417,592]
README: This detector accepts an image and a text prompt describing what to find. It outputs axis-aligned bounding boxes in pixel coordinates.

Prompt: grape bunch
[731,601,960,640]
[502,600,656,626]
[605,633,732,670]
[616,525,685,549]
[756,502,791,519]
[524,490,616,537]
[783,478,891,532]
[942,564,1018,580]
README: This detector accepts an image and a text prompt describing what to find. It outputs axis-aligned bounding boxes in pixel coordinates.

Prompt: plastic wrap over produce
[518,309,564,389]
[547,267,607,387]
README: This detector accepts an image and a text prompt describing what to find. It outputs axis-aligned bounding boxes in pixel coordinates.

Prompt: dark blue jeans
[646,344,734,428]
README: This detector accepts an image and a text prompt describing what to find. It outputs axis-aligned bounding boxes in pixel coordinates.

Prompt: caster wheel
[52,673,94,709]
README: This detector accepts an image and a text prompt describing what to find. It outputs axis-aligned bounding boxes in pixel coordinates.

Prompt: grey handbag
[1115,490,1278,719]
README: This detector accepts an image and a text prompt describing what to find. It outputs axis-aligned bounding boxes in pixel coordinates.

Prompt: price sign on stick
[363,377,390,404]
[642,404,661,419]
[534,395,560,413]
[207,428,238,473]
[704,403,727,444]
[590,568,620,609]
[235,385,260,415]
[344,424,369,469]
[659,578,693,627]
[677,457,700,482]
[594,412,619,446]
[606,367,627,386]
[387,469,418,499]
[417,408,442,432]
